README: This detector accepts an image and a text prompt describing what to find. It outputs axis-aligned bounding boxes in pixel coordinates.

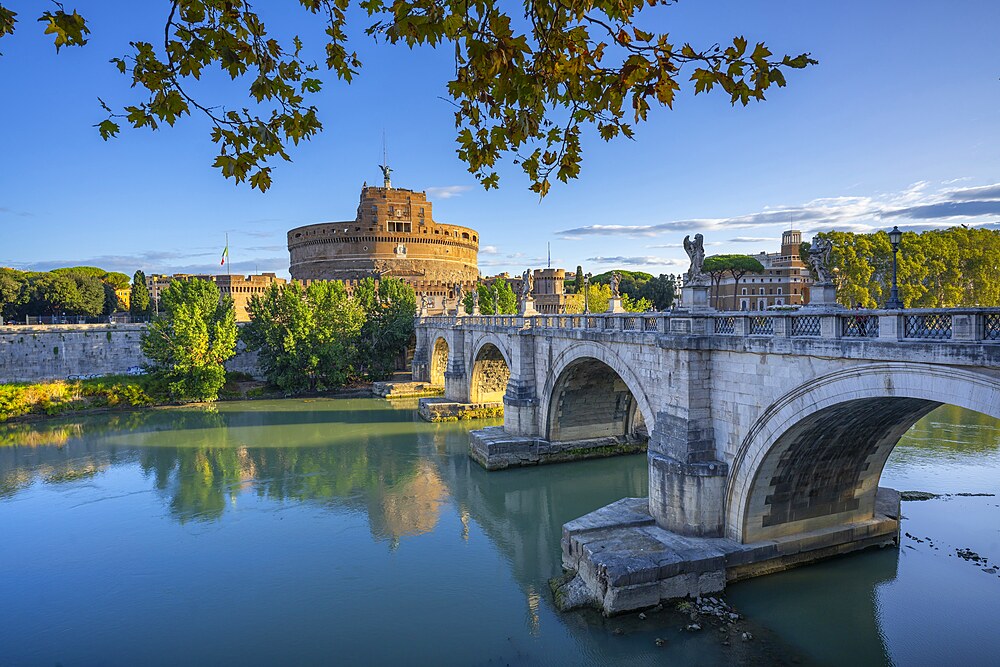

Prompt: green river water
[1,399,998,666]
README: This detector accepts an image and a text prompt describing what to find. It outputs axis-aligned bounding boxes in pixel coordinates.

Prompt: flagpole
[226,233,231,276]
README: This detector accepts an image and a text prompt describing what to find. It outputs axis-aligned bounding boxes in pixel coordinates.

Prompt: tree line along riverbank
[1,274,418,423]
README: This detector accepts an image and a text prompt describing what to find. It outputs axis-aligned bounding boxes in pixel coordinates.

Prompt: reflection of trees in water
[0,427,136,499]
[133,436,434,532]
[0,403,444,537]
[895,404,1000,455]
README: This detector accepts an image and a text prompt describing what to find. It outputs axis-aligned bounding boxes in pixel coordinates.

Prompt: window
[758,299,766,310]
[741,288,747,295]
[759,288,765,295]
[741,300,749,311]
[389,221,412,233]
[777,287,783,295]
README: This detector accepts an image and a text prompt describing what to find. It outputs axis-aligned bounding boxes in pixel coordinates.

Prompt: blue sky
[1,1,998,279]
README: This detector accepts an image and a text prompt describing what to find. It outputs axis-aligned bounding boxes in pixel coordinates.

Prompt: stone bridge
[412,308,1000,613]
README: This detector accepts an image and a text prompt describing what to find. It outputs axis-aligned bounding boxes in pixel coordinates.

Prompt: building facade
[145,273,287,322]
[710,230,813,311]
[287,178,479,314]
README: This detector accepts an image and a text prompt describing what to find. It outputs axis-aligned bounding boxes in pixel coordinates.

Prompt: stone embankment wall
[0,325,262,383]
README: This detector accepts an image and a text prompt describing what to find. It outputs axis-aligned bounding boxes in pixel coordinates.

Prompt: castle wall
[0,325,263,383]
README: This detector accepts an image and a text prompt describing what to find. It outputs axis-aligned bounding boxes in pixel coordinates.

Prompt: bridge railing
[419,308,1000,343]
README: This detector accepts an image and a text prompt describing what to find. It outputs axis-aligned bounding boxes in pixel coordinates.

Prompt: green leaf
[96,119,120,140]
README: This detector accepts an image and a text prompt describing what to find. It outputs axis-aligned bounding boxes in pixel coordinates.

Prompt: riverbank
[0,374,376,425]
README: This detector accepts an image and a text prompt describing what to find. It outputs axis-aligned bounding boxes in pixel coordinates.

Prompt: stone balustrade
[419,308,1000,343]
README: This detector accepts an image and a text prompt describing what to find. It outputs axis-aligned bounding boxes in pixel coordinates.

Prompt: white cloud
[727,237,777,243]
[586,256,686,267]
[556,179,1000,240]
[426,185,473,199]
[480,245,500,255]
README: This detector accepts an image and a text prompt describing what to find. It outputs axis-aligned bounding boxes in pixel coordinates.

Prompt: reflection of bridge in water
[415,307,1000,612]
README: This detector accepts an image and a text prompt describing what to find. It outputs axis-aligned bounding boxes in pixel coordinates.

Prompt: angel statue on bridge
[522,269,534,299]
[808,236,834,284]
[683,234,710,286]
[610,271,621,299]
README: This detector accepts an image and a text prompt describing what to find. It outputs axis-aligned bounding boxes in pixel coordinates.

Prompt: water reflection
[1,400,998,666]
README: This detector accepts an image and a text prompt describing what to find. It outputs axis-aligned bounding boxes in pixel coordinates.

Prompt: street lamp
[886,225,904,309]
[583,273,592,313]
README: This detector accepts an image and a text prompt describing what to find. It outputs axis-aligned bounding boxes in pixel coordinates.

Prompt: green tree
[61,272,106,316]
[242,281,365,392]
[141,278,237,401]
[702,256,731,310]
[572,266,584,295]
[566,283,610,313]
[494,278,518,315]
[0,269,26,321]
[0,2,815,194]
[827,227,1000,308]
[25,273,78,316]
[355,277,416,381]
[638,274,677,310]
[130,270,151,316]
[591,270,653,300]
[701,255,764,310]
[103,283,120,315]
[622,293,653,312]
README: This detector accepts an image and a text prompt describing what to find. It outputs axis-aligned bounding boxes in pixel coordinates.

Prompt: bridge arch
[429,336,449,386]
[725,363,1000,543]
[468,338,512,404]
[541,342,654,443]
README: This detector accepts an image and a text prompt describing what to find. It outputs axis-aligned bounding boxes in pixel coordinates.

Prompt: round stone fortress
[288,179,480,300]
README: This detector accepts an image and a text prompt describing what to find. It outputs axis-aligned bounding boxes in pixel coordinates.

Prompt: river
[0,400,997,666]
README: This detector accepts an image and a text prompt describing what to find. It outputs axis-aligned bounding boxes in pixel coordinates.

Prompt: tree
[354,277,416,381]
[242,281,364,392]
[815,227,1000,308]
[638,274,677,310]
[0,269,25,322]
[25,273,78,316]
[130,270,150,316]
[572,266,584,295]
[0,2,816,194]
[701,254,764,310]
[591,270,653,301]
[141,277,237,401]
[61,272,106,316]
[494,278,518,315]
[702,256,730,310]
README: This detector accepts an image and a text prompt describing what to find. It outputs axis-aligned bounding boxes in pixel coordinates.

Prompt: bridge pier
[557,488,901,615]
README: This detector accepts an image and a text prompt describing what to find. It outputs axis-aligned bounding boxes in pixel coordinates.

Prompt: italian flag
[221,243,229,266]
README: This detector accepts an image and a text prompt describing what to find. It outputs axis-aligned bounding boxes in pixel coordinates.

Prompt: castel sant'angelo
[287,167,479,312]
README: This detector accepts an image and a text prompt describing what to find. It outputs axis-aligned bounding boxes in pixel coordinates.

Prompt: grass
[0,372,270,423]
